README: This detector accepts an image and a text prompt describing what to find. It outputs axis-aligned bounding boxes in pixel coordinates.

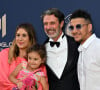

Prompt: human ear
[60,21,64,29]
[41,58,46,64]
[88,24,92,33]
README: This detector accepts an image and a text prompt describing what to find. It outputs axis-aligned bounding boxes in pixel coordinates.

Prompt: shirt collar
[78,34,96,52]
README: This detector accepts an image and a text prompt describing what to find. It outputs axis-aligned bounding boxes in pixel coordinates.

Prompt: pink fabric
[0,48,26,90]
[16,63,47,90]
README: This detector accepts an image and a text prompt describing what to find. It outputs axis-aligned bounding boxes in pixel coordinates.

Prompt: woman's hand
[36,75,49,90]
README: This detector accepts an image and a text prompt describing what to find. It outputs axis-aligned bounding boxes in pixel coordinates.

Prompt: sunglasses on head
[68,24,88,31]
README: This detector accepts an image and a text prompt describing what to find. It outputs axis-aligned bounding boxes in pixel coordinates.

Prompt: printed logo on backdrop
[64,13,73,37]
[0,14,12,51]
[0,14,6,38]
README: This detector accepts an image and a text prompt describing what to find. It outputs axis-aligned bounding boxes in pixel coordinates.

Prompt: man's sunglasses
[68,24,89,31]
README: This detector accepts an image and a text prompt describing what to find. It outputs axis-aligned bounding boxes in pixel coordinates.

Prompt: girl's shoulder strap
[34,68,45,77]
[35,71,45,76]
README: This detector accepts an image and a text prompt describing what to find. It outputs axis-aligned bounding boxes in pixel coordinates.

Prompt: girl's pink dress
[0,48,27,90]
[14,61,47,90]
[0,48,48,90]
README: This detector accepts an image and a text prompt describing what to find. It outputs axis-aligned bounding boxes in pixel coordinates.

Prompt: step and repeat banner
[0,0,100,51]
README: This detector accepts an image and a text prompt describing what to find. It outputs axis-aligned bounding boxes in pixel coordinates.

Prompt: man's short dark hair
[70,9,93,24]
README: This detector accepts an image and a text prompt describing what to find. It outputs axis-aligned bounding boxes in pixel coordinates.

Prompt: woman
[9,44,49,90]
[0,23,37,89]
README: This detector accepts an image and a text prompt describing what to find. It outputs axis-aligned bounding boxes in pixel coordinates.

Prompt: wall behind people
[0,0,100,51]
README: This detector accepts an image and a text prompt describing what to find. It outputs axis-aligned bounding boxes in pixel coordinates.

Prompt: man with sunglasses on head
[69,9,100,90]
[41,8,80,90]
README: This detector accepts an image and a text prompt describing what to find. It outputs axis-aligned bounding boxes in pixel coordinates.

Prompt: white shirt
[78,34,100,90]
[46,33,68,79]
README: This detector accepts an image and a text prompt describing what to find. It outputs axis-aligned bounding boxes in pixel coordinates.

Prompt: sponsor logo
[0,14,6,38]
[64,13,72,24]
[0,14,12,51]
[0,42,12,51]
[64,14,72,36]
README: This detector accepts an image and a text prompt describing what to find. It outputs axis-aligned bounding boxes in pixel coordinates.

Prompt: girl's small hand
[36,75,41,81]
[25,86,36,90]
[17,81,23,89]
[32,86,37,90]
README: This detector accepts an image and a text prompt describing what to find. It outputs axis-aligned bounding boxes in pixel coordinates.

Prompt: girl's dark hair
[26,44,46,62]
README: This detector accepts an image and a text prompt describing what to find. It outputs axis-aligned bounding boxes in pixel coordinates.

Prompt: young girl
[9,44,49,90]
